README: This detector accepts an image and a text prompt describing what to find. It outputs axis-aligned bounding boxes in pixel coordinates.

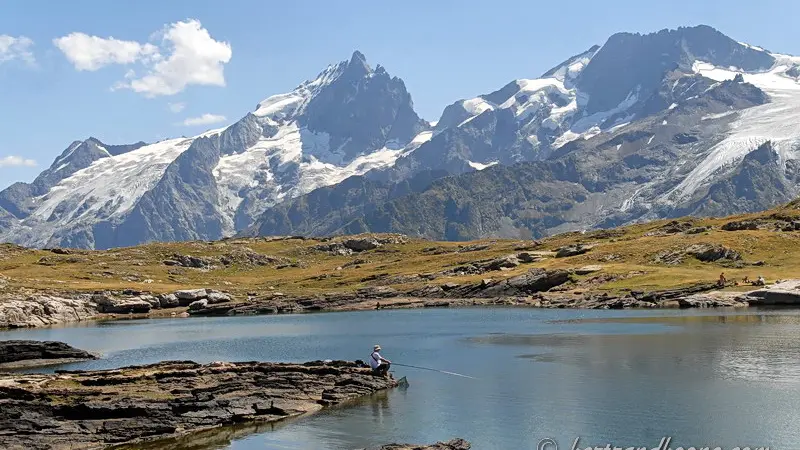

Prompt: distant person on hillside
[718,272,727,287]
[755,276,766,286]
[369,344,391,378]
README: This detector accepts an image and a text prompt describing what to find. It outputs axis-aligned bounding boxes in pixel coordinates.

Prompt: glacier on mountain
[661,57,800,202]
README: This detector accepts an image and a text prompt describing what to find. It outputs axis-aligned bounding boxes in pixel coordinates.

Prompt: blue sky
[1,0,799,189]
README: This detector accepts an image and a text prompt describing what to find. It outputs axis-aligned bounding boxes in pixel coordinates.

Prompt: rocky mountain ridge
[248,25,800,240]
[3,25,800,247]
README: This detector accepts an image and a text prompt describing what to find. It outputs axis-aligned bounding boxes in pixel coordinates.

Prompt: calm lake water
[1,307,797,450]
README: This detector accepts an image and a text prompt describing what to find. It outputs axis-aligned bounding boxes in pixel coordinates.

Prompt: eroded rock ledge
[0,340,97,370]
[0,360,397,450]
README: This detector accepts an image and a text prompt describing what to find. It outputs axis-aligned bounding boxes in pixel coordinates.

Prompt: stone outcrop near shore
[365,439,471,449]
[0,340,97,370]
[0,295,98,329]
[0,288,235,329]
[0,360,397,449]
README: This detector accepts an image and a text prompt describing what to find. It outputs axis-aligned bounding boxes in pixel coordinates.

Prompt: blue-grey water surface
[0,307,796,450]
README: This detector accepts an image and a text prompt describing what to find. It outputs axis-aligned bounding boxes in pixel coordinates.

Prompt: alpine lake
[1,307,795,450]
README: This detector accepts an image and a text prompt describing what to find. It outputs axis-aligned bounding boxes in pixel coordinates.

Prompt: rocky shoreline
[0,359,398,449]
[3,271,800,330]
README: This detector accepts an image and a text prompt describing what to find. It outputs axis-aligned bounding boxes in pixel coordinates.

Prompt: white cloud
[168,102,186,113]
[124,20,232,96]
[0,155,38,168]
[54,19,231,97]
[180,113,227,126]
[53,32,158,71]
[0,35,35,65]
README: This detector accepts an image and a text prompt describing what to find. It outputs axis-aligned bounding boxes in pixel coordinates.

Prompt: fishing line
[391,362,479,380]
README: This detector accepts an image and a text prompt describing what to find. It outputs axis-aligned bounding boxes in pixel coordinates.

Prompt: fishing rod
[391,362,479,380]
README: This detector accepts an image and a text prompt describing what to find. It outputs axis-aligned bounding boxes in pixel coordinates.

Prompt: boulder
[685,243,741,262]
[555,244,594,258]
[343,238,382,252]
[91,294,151,314]
[206,291,232,304]
[505,268,571,293]
[188,299,209,311]
[516,252,540,263]
[174,289,209,306]
[482,255,520,271]
[157,294,180,309]
[137,295,160,308]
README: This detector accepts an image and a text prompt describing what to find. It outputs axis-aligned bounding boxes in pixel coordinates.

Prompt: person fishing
[369,344,391,378]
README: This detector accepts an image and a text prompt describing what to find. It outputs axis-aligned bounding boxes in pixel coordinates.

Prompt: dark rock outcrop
[363,439,472,450]
[655,243,741,264]
[0,360,398,449]
[686,243,741,262]
[0,340,97,369]
[555,244,594,258]
[92,294,152,314]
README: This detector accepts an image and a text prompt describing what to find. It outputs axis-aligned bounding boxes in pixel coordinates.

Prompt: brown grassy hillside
[3,202,800,302]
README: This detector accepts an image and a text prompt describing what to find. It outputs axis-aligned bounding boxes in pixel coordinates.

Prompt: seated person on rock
[369,345,391,377]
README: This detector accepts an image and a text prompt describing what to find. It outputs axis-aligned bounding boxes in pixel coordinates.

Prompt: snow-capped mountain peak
[254,50,374,123]
[0,51,429,249]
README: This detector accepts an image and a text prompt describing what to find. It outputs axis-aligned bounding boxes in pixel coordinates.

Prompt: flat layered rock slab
[360,439,471,450]
[0,340,98,370]
[366,439,472,449]
[0,360,397,450]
